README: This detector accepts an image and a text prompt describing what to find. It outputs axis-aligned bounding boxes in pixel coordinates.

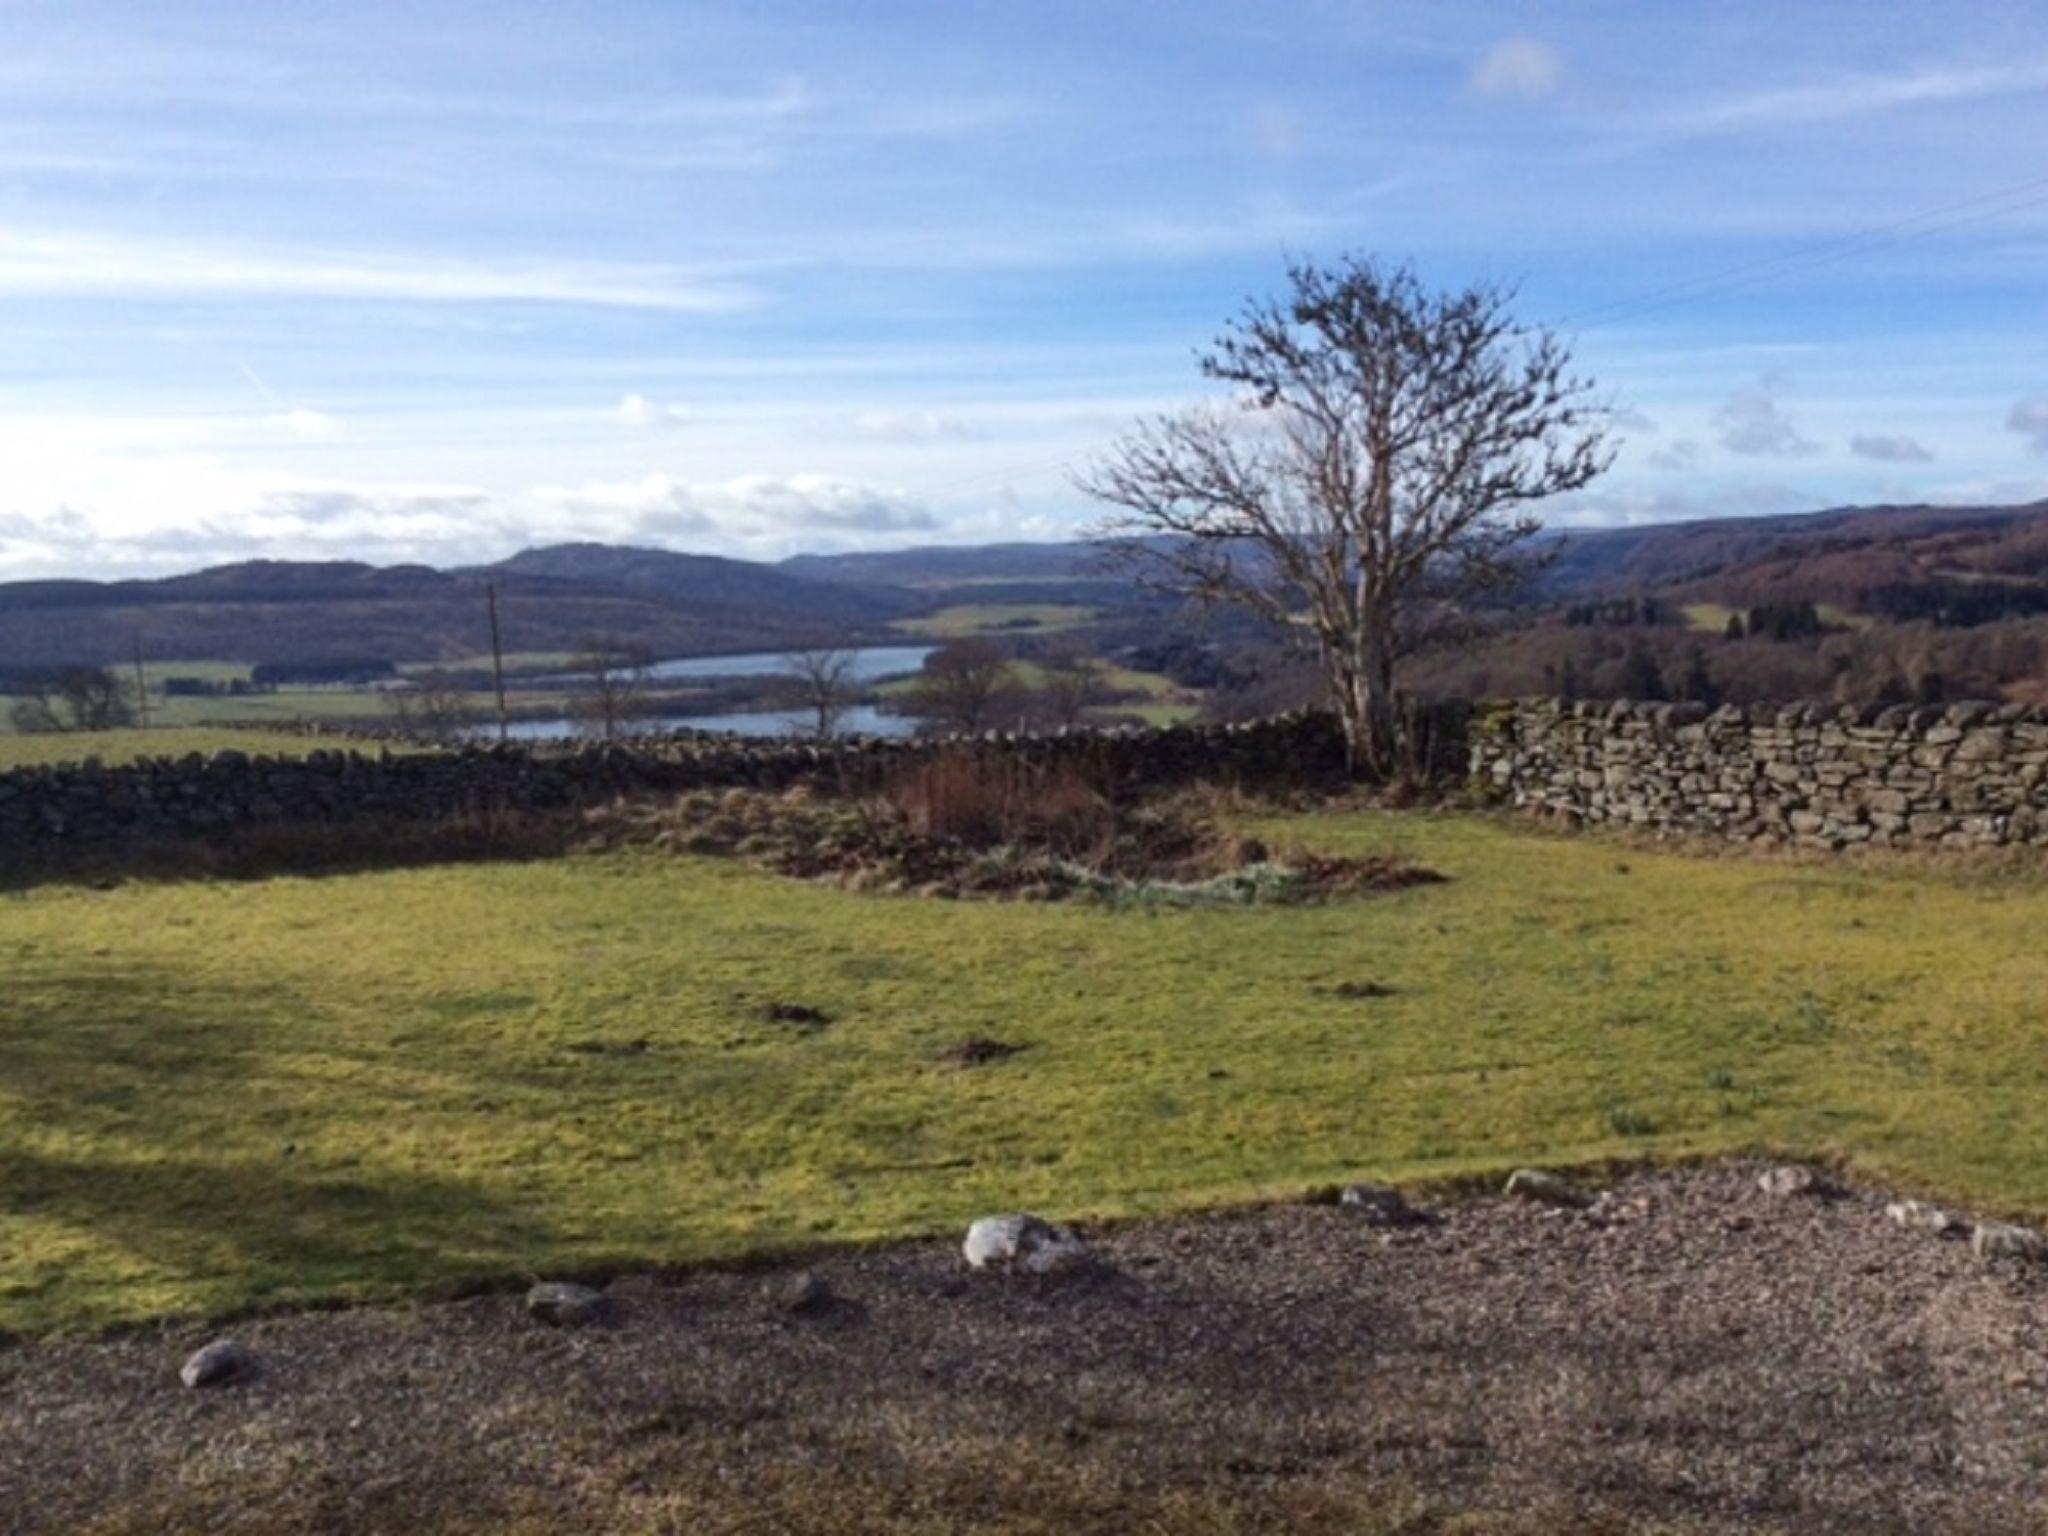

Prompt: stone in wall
[1470,697,2048,850]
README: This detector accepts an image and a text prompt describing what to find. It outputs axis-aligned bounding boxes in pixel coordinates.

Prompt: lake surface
[499,644,931,742]
[501,703,915,742]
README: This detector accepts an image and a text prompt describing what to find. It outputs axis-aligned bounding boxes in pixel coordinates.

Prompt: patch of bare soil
[581,784,1439,905]
[4,1162,2046,1535]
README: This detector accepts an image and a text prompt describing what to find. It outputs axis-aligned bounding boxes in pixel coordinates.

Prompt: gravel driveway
[3,1161,2044,1534]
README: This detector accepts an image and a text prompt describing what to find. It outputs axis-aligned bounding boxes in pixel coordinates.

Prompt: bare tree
[569,637,653,741]
[1079,256,1610,776]
[9,667,137,733]
[781,647,861,738]
[386,670,474,743]
[1036,647,1108,728]
[905,639,1011,735]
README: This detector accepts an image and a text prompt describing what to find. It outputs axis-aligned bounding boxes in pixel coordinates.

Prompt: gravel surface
[3,1161,2045,1534]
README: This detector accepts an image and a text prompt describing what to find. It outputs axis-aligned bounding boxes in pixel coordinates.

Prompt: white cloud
[1713,390,1820,457]
[1470,40,1563,99]
[618,394,691,429]
[1849,433,1934,463]
[0,228,758,311]
[2008,397,2048,453]
[1666,56,2048,131]
[1646,439,1700,472]
[268,407,342,440]
[854,409,970,442]
[530,472,940,546]
[1545,480,1808,530]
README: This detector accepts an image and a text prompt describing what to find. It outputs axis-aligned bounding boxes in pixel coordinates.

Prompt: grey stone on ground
[178,1340,253,1389]
[962,1213,1090,1273]
[1970,1222,2048,1262]
[1504,1167,1593,1209]
[1758,1164,1826,1198]
[1888,1199,1967,1235]
[773,1270,833,1314]
[1338,1182,1430,1227]
[524,1281,606,1326]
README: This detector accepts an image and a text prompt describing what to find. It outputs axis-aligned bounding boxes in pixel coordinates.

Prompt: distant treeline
[1856,579,2048,628]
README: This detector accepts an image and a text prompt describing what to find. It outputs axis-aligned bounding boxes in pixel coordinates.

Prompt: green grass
[1681,602,1738,633]
[5,812,2048,1333]
[895,603,1097,637]
[0,727,381,770]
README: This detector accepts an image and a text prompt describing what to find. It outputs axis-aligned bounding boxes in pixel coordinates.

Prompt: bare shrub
[887,751,1115,859]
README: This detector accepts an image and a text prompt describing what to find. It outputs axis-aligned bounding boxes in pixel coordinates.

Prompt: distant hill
[6,500,2047,671]
[0,553,918,668]
[1537,500,2048,606]
[485,543,923,627]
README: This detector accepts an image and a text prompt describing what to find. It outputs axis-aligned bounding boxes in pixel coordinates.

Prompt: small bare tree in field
[9,667,137,733]
[1037,647,1108,728]
[569,637,653,741]
[783,646,860,738]
[906,639,1011,735]
[386,670,474,743]
[1080,256,1610,777]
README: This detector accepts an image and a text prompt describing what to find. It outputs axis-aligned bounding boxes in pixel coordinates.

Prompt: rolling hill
[5,500,2046,672]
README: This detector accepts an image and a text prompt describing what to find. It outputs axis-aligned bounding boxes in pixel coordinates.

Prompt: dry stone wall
[0,714,1349,853]
[1472,698,2048,848]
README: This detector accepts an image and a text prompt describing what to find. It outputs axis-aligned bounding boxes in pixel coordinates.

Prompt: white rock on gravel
[1339,1182,1428,1227]
[963,1213,1086,1272]
[525,1281,606,1326]
[1757,1165,1822,1198]
[1504,1169,1593,1209]
[1970,1222,2048,1261]
[179,1339,253,1389]
[1886,1199,1966,1235]
[774,1270,833,1314]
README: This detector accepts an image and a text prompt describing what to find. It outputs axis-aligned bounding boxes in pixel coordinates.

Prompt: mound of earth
[582,786,1440,905]
[4,1162,2045,1534]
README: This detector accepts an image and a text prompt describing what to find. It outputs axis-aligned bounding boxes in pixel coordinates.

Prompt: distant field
[869,657,1198,724]
[1682,601,1872,633]
[400,652,578,677]
[5,812,2047,1333]
[895,603,1096,637]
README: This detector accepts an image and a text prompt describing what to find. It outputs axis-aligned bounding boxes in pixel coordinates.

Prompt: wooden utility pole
[131,633,151,730]
[486,582,509,742]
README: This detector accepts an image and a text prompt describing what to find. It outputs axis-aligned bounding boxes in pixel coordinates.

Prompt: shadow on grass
[0,959,565,1332]
[1,806,577,894]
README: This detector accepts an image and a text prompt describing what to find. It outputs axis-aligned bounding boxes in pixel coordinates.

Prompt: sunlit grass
[894,603,1097,637]
[3,811,2045,1332]
[0,726,389,769]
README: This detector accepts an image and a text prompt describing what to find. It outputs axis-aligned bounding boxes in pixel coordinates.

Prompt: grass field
[0,727,386,770]
[5,812,2048,1335]
[895,603,1097,637]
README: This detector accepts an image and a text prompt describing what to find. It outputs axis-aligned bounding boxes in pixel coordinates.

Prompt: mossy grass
[4,809,2046,1333]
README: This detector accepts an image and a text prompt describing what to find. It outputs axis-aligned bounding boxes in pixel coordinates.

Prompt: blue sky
[1,0,2046,578]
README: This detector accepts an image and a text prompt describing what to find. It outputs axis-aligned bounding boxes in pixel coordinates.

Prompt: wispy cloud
[1714,390,1820,457]
[1849,432,1933,463]
[1666,56,2048,131]
[618,395,691,429]
[0,229,758,310]
[1470,40,1564,100]
[268,407,342,440]
[854,409,971,443]
[2010,398,2048,453]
